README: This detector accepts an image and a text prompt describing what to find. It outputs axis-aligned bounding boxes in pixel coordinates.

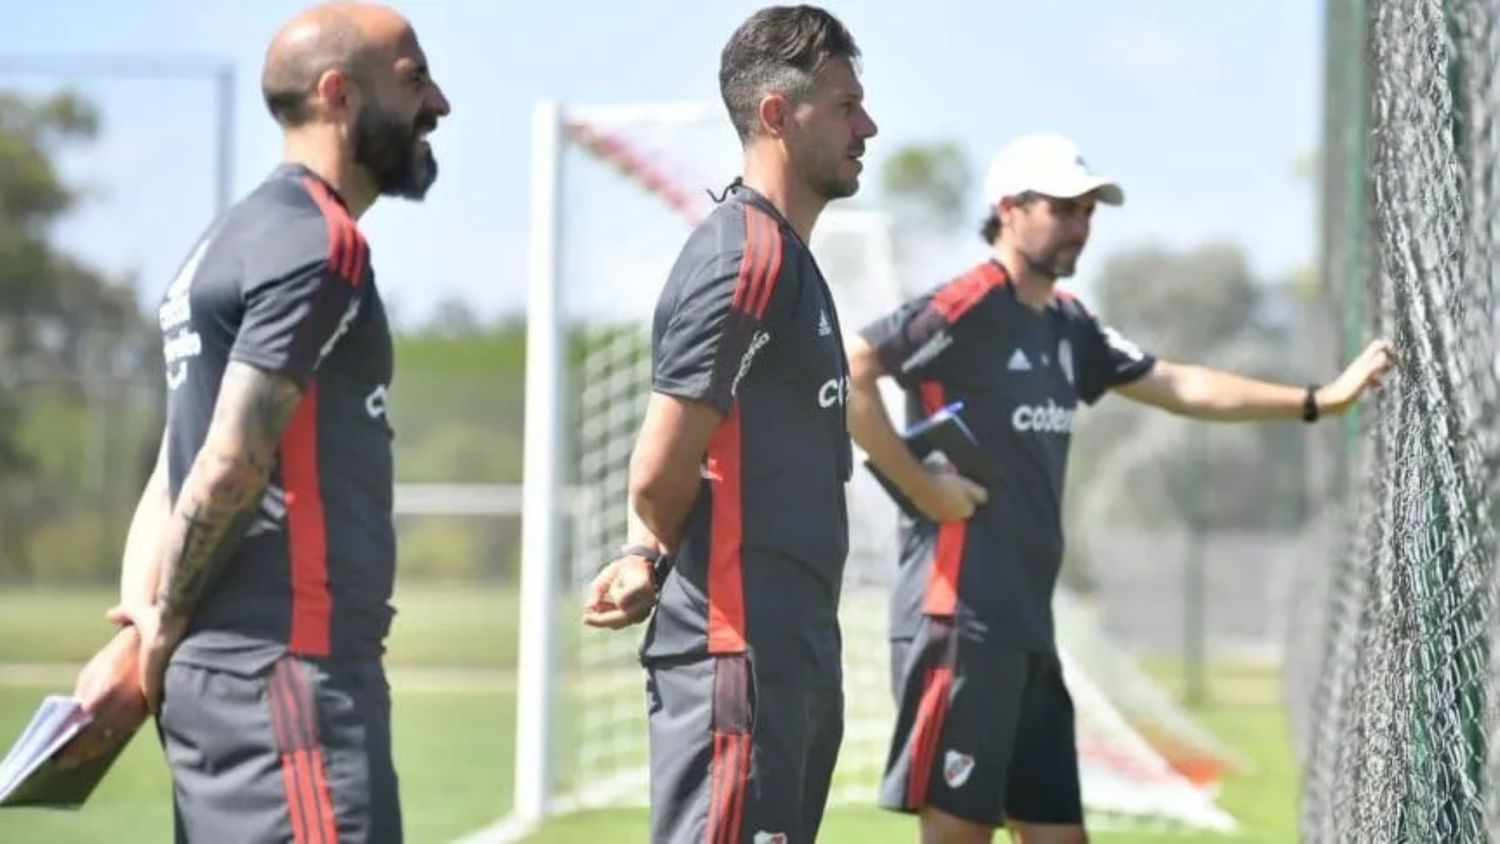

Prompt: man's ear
[756,92,791,139]
[311,68,361,121]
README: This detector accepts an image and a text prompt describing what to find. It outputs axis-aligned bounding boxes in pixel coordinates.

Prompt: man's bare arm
[60,429,174,766]
[847,337,933,498]
[118,433,173,612]
[1112,340,1394,422]
[846,336,986,522]
[582,392,721,630]
[153,361,303,632]
[627,392,724,553]
[581,505,666,630]
[1113,361,1309,421]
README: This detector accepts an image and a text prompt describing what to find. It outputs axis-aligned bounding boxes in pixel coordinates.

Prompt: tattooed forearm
[154,362,303,629]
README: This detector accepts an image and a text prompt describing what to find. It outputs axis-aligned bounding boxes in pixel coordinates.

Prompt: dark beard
[816,171,860,201]
[1022,247,1078,280]
[352,104,438,200]
[812,149,861,201]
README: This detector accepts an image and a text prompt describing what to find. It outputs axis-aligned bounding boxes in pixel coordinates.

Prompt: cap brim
[1065,175,1124,206]
[1090,180,1125,206]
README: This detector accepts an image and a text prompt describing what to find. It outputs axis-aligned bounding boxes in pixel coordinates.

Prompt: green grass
[0,686,514,843]
[0,583,519,842]
[0,587,126,665]
[0,687,171,840]
[521,664,1298,843]
[384,584,520,669]
[0,582,518,669]
[0,586,1299,843]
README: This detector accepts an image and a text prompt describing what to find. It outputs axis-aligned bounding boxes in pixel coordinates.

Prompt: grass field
[517,685,1297,844]
[0,585,1298,843]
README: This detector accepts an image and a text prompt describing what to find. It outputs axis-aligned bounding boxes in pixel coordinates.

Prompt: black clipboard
[864,401,996,518]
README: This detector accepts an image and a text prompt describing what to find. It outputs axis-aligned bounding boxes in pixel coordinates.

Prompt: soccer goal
[461,100,1240,843]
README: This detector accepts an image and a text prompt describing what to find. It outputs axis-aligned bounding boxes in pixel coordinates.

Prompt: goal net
[473,100,1241,842]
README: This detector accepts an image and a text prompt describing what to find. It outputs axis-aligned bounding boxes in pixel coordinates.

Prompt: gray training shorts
[158,652,400,843]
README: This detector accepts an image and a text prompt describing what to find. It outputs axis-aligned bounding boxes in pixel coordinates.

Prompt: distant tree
[0,89,152,578]
[1063,243,1321,590]
[420,295,488,339]
[1090,243,1262,362]
[880,141,972,231]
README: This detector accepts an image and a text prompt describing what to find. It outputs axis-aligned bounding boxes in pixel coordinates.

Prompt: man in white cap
[846,132,1393,843]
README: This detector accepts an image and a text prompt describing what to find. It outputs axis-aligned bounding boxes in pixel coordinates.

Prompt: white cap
[983,133,1124,208]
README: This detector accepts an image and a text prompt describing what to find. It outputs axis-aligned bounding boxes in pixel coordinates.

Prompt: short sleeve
[1073,310,1155,404]
[860,262,1009,387]
[653,210,795,415]
[858,291,952,388]
[230,218,367,386]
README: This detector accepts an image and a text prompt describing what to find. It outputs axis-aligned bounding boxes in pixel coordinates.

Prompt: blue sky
[2,1,1324,326]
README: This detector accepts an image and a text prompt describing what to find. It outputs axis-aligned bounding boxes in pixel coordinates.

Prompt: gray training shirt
[159,163,396,669]
[859,259,1155,651]
[640,182,853,686]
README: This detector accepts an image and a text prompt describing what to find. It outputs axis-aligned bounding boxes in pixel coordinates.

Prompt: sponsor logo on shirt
[818,375,849,409]
[754,833,788,844]
[1007,348,1032,372]
[943,750,976,788]
[1102,325,1146,365]
[732,329,772,397]
[318,296,363,366]
[159,235,212,390]
[1012,400,1075,434]
[365,383,389,420]
[247,484,287,536]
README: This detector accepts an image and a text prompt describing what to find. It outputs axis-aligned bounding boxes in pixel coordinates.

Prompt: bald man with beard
[59,3,450,840]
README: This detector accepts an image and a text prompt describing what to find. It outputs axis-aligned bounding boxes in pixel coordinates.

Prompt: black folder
[864,401,997,518]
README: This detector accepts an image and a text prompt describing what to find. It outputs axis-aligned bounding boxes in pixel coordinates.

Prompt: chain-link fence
[1295,1,1500,840]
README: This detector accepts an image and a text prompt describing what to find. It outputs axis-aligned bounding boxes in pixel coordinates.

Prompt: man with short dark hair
[584,5,877,842]
[62,3,450,841]
[850,133,1393,844]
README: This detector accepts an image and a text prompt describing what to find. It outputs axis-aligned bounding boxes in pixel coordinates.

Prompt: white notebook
[0,696,91,803]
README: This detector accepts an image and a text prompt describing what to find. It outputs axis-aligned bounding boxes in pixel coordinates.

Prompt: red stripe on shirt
[918,382,966,617]
[301,177,367,286]
[924,523,967,617]
[930,261,1008,323]
[282,385,332,656]
[746,207,784,319]
[703,209,785,653]
[731,207,762,313]
[705,404,747,653]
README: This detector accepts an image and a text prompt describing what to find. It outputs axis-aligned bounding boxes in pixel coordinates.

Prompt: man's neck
[283,130,378,219]
[993,241,1055,311]
[741,147,824,244]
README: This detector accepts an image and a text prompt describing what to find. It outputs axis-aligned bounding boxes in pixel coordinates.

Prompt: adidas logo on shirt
[1007,348,1031,371]
[818,309,833,337]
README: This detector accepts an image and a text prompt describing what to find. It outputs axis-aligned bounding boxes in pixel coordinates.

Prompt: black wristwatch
[1302,384,1320,423]
[621,544,672,589]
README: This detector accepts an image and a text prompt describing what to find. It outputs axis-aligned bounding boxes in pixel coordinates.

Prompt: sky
[1,1,1325,328]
